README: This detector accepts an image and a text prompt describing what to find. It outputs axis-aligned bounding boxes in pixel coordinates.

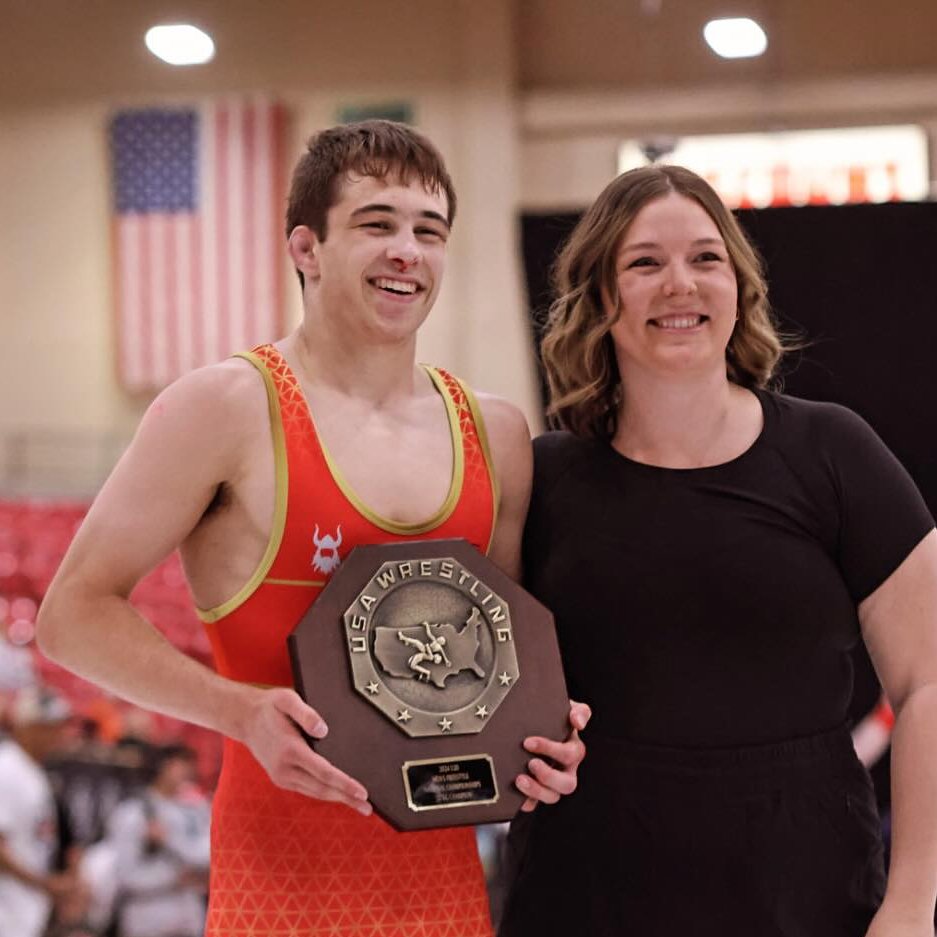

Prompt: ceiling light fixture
[703,17,767,59]
[145,24,215,66]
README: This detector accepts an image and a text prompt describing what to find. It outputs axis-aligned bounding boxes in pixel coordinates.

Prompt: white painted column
[419,0,544,432]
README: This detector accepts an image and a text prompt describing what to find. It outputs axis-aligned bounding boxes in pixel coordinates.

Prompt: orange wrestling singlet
[198,344,498,936]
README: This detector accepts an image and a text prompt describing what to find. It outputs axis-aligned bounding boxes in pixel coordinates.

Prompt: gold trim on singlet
[196,351,290,624]
[458,379,501,556]
[313,364,465,535]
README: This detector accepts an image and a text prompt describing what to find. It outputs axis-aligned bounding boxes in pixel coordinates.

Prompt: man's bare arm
[476,393,533,581]
[36,365,370,814]
[38,366,258,727]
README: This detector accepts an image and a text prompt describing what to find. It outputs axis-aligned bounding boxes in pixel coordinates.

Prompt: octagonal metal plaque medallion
[288,539,569,831]
[345,554,519,737]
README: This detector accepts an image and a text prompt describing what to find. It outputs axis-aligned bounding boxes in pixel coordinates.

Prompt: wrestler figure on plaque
[391,623,458,683]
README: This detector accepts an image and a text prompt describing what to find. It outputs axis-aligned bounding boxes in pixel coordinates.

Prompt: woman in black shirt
[500,165,937,937]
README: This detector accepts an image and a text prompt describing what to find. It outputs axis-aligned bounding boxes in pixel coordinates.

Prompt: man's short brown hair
[286,120,456,288]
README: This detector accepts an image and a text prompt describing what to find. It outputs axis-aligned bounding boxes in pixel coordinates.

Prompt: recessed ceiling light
[703,17,768,59]
[145,24,215,66]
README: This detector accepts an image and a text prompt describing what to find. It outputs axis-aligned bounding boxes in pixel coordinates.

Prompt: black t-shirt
[523,389,933,748]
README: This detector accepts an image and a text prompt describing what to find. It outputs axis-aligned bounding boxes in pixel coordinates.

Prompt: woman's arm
[860,529,937,935]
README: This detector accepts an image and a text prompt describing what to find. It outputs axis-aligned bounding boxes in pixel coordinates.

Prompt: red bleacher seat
[1,499,219,776]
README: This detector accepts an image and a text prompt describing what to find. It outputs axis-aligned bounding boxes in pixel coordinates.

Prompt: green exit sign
[338,102,414,125]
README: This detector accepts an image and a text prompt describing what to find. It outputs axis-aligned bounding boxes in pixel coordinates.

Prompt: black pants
[499,726,885,937]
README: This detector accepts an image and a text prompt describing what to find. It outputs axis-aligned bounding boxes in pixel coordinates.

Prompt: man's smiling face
[309,173,451,344]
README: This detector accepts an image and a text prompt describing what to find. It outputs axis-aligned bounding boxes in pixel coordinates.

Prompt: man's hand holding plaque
[288,538,582,830]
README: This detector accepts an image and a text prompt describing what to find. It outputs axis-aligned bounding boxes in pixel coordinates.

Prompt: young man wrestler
[37,120,588,936]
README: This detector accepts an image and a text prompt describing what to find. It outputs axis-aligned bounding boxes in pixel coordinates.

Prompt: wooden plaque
[287,539,569,831]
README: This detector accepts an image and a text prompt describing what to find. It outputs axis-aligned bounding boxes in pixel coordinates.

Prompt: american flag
[109,99,287,393]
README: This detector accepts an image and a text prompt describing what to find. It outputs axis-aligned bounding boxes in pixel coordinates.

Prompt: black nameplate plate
[402,755,499,812]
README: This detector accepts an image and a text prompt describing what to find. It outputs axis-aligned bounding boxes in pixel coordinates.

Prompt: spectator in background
[0,616,38,713]
[0,685,83,937]
[106,743,210,937]
[852,694,895,773]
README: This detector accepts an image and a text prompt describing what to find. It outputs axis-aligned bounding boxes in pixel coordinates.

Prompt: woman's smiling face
[608,191,739,381]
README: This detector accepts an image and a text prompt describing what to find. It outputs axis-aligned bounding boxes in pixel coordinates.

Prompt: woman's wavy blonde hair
[541,164,785,439]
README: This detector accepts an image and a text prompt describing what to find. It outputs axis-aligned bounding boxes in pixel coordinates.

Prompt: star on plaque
[438,717,453,732]
[397,709,413,723]
[475,705,490,719]
[498,671,513,686]
[365,681,380,695]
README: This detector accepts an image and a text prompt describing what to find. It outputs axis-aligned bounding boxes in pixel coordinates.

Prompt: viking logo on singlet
[311,524,343,574]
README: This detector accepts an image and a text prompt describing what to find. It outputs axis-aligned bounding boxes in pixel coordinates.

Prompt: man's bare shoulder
[137,358,267,448]
[39,359,272,602]
[109,358,271,506]
[464,390,533,579]
[470,390,532,453]
[156,357,265,416]
[463,388,533,505]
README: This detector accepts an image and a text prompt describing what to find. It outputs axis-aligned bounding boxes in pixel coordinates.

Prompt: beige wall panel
[417,0,542,430]
[0,106,146,437]
[521,135,618,211]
